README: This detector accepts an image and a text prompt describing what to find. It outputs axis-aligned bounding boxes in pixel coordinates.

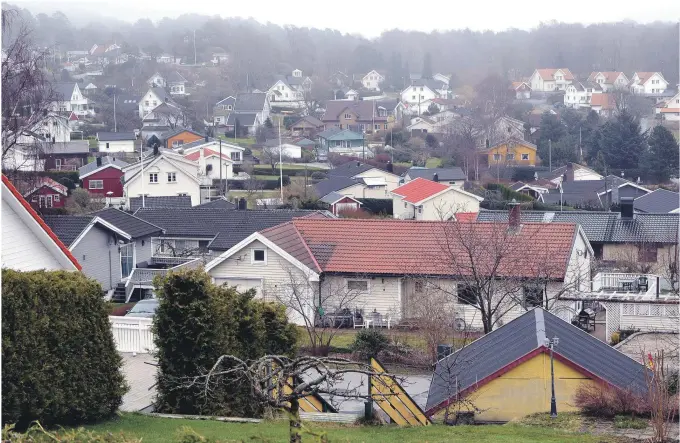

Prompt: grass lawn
[425,158,442,168]
[253,165,323,172]
[83,413,625,443]
[217,135,256,146]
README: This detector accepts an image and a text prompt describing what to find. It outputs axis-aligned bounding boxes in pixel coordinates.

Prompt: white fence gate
[109,316,156,353]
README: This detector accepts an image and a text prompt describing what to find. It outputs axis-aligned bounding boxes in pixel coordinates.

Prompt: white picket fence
[109,316,156,354]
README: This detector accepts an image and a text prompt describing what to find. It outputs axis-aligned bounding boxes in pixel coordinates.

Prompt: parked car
[125,299,159,318]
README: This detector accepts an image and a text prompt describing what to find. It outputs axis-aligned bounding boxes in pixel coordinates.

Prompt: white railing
[592,272,659,295]
[125,259,204,301]
[109,316,155,353]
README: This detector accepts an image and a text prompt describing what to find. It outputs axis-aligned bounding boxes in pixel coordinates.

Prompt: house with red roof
[629,72,669,95]
[183,147,234,181]
[528,68,575,92]
[586,71,629,92]
[655,90,680,121]
[2,175,81,271]
[391,178,483,221]
[205,216,593,328]
[22,177,68,209]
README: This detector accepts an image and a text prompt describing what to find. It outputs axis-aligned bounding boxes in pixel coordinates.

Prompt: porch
[122,258,203,302]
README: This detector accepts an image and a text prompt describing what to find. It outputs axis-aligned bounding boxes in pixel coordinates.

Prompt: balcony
[124,258,203,302]
[590,272,674,298]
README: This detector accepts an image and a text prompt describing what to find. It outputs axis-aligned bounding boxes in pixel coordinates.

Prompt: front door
[120,243,134,278]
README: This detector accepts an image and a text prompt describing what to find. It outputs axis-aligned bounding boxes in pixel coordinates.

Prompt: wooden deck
[120,352,157,412]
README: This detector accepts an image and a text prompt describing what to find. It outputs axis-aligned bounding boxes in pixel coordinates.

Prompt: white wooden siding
[72,225,122,291]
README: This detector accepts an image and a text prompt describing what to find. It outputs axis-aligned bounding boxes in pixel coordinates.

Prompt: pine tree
[643,125,679,183]
[422,53,433,79]
[598,109,645,170]
[537,111,566,165]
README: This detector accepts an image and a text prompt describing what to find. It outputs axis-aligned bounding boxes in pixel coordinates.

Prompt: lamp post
[545,336,560,418]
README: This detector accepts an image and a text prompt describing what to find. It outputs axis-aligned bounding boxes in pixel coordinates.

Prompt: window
[31,196,38,202]
[521,153,529,160]
[198,240,210,253]
[230,152,241,161]
[404,202,407,208]
[149,173,158,183]
[523,286,544,308]
[152,101,157,106]
[344,113,351,119]
[54,194,60,202]
[493,153,501,161]
[506,153,515,160]
[89,180,104,189]
[638,244,658,263]
[457,284,478,305]
[384,123,388,130]
[417,206,422,214]
[144,101,149,106]
[347,280,368,291]
[252,249,266,264]
[55,159,62,168]
[374,124,380,130]
[227,105,233,110]
[414,281,424,293]
[412,95,416,100]
[172,140,181,147]
[167,172,176,183]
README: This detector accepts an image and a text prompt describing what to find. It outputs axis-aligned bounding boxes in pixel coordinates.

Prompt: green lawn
[217,135,256,146]
[81,413,624,443]
[425,158,442,168]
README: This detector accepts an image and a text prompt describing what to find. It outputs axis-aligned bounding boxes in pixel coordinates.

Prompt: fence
[109,316,155,353]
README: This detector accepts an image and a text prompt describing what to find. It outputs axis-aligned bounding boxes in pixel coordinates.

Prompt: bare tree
[643,350,676,443]
[261,143,292,174]
[187,354,405,443]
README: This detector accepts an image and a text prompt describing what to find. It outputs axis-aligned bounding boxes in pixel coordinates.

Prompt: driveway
[119,352,432,413]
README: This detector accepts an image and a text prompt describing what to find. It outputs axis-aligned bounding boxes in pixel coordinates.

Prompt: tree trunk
[289,398,302,443]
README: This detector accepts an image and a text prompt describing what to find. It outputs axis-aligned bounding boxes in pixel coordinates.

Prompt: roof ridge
[291,220,322,273]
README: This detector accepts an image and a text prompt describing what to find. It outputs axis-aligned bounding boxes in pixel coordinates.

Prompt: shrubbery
[574,383,678,419]
[351,329,390,360]
[153,269,298,417]
[2,270,127,430]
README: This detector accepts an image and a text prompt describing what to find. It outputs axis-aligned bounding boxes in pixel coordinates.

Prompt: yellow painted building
[426,308,649,423]
[481,137,538,166]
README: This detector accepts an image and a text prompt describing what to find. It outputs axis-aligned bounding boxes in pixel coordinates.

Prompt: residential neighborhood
[1,4,678,443]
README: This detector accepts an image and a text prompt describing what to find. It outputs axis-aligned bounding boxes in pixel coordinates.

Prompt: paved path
[120,352,156,412]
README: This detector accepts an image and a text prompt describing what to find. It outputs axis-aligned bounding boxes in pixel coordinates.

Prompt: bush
[227,176,290,190]
[358,198,393,215]
[2,423,141,442]
[310,171,327,180]
[351,329,390,359]
[574,383,647,418]
[2,270,127,430]
[611,331,621,345]
[484,183,533,202]
[153,269,297,417]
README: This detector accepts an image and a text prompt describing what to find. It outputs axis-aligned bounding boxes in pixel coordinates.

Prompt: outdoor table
[620,279,635,291]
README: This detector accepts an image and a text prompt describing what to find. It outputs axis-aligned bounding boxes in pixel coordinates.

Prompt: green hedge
[358,198,393,215]
[252,166,322,176]
[227,176,290,190]
[485,183,534,202]
[153,269,297,417]
[2,270,127,430]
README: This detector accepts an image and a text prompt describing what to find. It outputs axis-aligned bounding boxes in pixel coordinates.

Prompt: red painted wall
[27,186,67,209]
[82,166,124,197]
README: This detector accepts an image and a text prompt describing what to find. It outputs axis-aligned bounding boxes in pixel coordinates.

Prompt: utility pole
[193,30,197,66]
[219,138,223,196]
[140,142,145,208]
[113,94,117,132]
[545,337,559,418]
[548,138,552,172]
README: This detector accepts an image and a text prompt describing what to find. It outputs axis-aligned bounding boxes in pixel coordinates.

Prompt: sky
[11,0,680,38]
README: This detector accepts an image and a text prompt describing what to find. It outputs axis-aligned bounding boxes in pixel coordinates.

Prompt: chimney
[238,197,247,210]
[96,157,102,167]
[153,144,159,156]
[508,199,521,230]
[433,172,439,182]
[386,161,393,173]
[620,197,634,220]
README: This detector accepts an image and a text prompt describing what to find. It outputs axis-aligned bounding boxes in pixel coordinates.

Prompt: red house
[22,177,68,209]
[78,156,129,197]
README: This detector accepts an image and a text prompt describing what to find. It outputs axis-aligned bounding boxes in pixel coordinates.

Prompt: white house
[629,72,669,95]
[1,175,81,272]
[586,72,629,92]
[262,140,303,159]
[362,70,385,91]
[400,79,448,109]
[156,54,178,64]
[528,68,575,92]
[433,73,451,88]
[267,69,312,106]
[51,83,93,117]
[656,91,680,122]
[391,177,483,221]
[97,132,137,153]
[138,87,176,119]
[168,71,188,96]
[512,82,532,100]
[122,148,202,207]
[177,139,245,165]
[147,72,166,88]
[564,81,603,109]
[184,147,234,182]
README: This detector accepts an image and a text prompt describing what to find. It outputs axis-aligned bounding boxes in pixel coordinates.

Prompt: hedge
[153,269,297,417]
[358,198,393,215]
[252,166,323,176]
[227,175,290,190]
[2,269,127,430]
[484,183,534,202]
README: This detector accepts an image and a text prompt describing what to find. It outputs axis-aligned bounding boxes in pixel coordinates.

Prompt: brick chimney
[508,199,521,230]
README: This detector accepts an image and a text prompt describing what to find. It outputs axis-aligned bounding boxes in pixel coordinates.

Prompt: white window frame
[149,173,158,183]
[230,152,241,161]
[521,153,529,160]
[251,248,267,264]
[347,279,369,292]
[167,172,177,183]
[89,179,104,189]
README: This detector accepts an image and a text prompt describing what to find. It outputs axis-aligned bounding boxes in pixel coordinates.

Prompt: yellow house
[481,137,538,166]
[425,308,648,422]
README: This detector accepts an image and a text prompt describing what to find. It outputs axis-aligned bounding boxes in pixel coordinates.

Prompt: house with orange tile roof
[184,147,235,182]
[629,72,669,95]
[655,90,680,121]
[391,177,483,220]
[590,93,617,117]
[205,215,593,329]
[586,72,629,91]
[528,68,575,92]
[511,81,532,99]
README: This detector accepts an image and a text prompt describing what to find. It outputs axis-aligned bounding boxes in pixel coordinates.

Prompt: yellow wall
[484,142,537,166]
[436,352,595,422]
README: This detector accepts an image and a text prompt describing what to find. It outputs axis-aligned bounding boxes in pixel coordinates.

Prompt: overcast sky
[12,0,680,38]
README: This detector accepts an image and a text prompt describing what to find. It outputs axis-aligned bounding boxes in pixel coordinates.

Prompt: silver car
[125,299,159,318]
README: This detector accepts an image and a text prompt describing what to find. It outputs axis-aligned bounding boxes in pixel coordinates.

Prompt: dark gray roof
[92,208,164,239]
[411,78,447,91]
[405,167,466,182]
[129,196,193,213]
[97,132,136,141]
[320,191,359,205]
[540,177,640,208]
[45,140,90,155]
[234,93,267,112]
[634,189,680,213]
[476,210,679,244]
[291,115,324,128]
[54,82,77,101]
[78,156,129,177]
[426,308,648,413]
[42,215,94,246]
[226,113,257,127]
[148,87,172,104]
[168,71,187,84]
[196,197,237,209]
[327,161,375,178]
[133,208,331,251]
[315,177,361,198]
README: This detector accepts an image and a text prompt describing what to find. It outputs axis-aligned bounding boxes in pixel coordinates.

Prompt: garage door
[214,278,263,297]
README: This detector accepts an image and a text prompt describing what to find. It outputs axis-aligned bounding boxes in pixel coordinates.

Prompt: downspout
[108,247,113,290]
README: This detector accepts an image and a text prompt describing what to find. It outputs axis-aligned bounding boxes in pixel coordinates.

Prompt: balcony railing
[51,164,78,171]
[591,272,662,297]
[124,258,204,301]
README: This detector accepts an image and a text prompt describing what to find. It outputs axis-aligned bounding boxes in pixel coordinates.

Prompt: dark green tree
[597,109,646,170]
[421,52,433,79]
[425,133,438,149]
[642,125,679,183]
[424,102,440,115]
[264,117,273,129]
[537,111,566,165]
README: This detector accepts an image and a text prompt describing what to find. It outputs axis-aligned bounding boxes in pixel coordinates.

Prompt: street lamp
[545,336,560,418]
